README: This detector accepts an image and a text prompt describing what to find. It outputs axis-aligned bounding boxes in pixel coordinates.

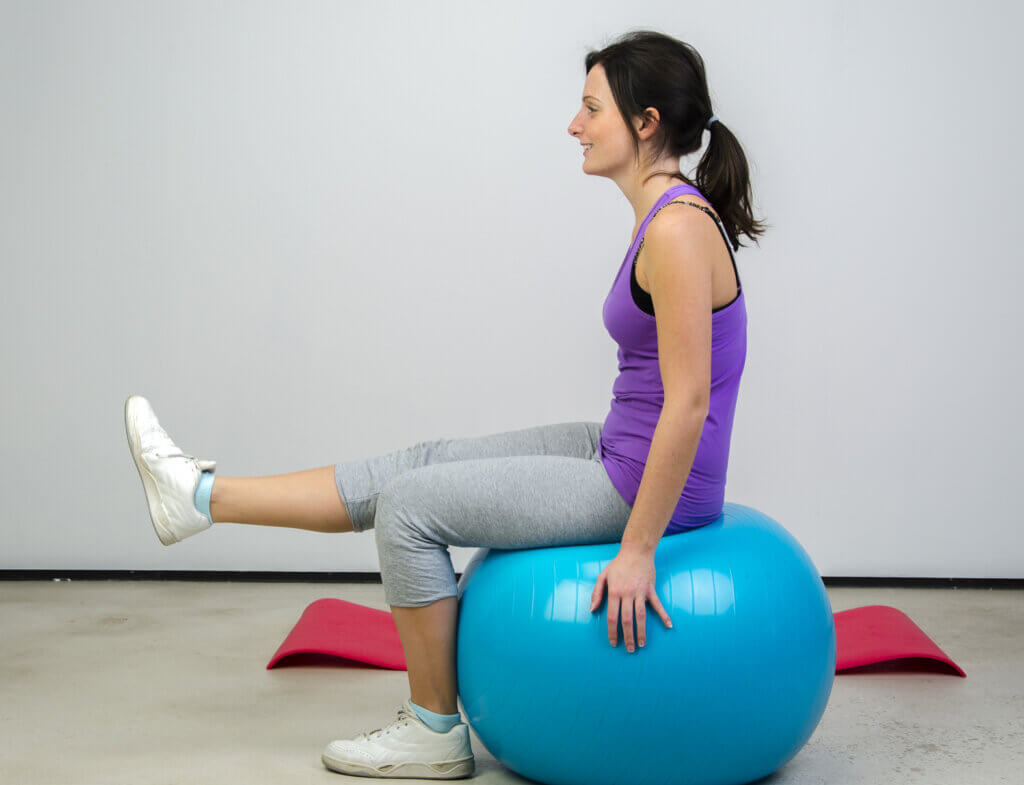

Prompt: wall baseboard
[0,570,1020,589]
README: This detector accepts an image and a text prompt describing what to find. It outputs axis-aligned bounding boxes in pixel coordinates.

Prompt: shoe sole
[124,395,177,546]
[320,752,475,779]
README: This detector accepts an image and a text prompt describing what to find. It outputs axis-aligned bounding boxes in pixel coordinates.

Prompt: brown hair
[585,30,770,250]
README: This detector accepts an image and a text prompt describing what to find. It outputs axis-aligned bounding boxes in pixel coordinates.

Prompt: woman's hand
[589,545,673,652]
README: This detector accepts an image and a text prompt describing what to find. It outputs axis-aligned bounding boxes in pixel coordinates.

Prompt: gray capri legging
[334,421,634,608]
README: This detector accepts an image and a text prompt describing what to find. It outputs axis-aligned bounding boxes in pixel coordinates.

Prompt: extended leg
[209,466,354,533]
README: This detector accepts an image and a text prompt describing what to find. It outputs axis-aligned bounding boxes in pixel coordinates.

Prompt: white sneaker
[321,700,475,779]
[124,395,217,546]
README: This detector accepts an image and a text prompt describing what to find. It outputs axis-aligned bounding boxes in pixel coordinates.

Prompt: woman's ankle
[194,470,216,524]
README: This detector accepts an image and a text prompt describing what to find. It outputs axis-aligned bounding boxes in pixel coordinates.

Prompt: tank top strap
[635,184,710,241]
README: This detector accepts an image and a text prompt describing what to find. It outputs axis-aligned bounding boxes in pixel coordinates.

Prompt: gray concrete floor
[0,582,1020,784]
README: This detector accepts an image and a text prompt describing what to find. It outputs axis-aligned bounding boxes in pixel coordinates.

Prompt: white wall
[2,0,1021,577]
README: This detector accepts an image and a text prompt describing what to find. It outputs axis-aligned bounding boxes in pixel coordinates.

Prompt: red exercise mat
[267,598,406,670]
[834,604,965,676]
[267,599,965,677]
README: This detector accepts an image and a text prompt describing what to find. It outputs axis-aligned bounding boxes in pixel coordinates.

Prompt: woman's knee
[373,479,426,545]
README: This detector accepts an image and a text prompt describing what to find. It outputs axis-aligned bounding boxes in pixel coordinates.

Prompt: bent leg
[373,453,631,716]
[373,453,631,607]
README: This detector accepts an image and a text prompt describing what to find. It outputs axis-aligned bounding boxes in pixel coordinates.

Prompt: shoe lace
[147,446,188,460]
[355,706,416,742]
[145,447,216,475]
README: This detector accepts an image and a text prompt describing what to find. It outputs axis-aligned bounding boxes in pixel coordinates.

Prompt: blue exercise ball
[455,503,835,785]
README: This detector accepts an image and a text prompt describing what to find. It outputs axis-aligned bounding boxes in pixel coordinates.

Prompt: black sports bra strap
[661,200,734,253]
[656,200,741,286]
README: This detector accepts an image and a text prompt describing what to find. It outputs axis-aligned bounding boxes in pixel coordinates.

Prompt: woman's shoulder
[661,195,721,224]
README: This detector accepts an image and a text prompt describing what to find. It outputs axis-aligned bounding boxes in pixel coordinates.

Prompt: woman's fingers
[590,570,606,612]
[604,586,674,649]
[635,595,646,647]
[610,591,672,650]
[620,598,634,651]
[647,588,673,629]
[607,595,619,646]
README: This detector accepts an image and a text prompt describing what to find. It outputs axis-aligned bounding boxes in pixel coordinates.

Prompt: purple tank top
[599,183,747,531]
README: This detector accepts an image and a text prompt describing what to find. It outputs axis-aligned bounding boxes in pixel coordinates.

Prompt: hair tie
[705,114,720,130]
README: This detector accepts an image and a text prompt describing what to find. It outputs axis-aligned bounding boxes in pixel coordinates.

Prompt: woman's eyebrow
[583,95,602,103]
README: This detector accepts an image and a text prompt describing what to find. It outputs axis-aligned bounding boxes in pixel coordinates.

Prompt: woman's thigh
[335,421,604,532]
[372,453,633,550]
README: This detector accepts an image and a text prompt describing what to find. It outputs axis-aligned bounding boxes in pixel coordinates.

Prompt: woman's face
[567,63,633,176]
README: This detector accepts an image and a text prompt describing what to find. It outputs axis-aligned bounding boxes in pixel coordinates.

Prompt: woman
[124,29,766,780]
